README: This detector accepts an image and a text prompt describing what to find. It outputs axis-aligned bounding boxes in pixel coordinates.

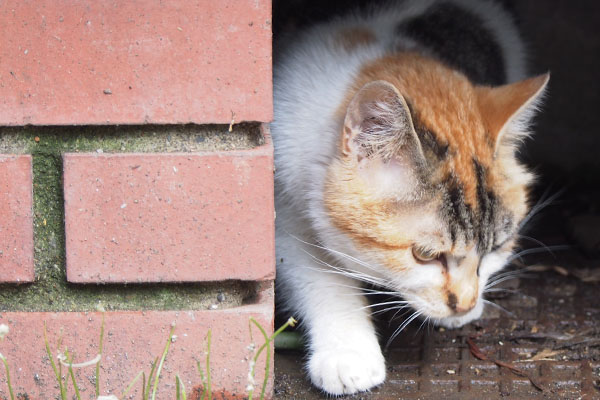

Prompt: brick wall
[0,1,274,398]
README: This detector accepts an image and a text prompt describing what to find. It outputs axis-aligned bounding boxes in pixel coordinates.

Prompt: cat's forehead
[328,53,531,255]
[358,52,496,207]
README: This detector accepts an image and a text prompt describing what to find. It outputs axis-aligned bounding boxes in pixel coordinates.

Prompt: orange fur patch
[476,74,549,146]
[325,52,532,268]
[324,157,415,251]
[349,53,496,207]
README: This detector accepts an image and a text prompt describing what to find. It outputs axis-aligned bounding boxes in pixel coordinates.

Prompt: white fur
[273,0,528,395]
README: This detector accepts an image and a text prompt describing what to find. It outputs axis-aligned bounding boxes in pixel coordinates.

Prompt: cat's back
[272,0,526,202]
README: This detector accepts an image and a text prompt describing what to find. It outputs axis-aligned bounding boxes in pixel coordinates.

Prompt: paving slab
[63,126,274,283]
[0,0,272,125]
[0,155,34,283]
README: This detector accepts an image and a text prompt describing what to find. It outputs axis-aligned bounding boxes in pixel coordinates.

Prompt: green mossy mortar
[0,124,263,312]
[0,123,262,154]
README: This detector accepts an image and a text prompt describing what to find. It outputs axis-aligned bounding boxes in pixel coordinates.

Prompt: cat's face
[323,54,548,326]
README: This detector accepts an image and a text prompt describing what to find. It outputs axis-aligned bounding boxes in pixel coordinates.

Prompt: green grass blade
[96,313,105,397]
[145,358,158,399]
[176,375,187,400]
[270,317,297,343]
[142,372,147,400]
[196,360,207,400]
[196,360,206,385]
[0,355,15,400]
[58,359,66,400]
[151,325,175,400]
[43,323,66,399]
[121,370,143,399]
[194,330,212,400]
[205,330,211,400]
[248,318,270,400]
[66,354,82,400]
[248,317,296,400]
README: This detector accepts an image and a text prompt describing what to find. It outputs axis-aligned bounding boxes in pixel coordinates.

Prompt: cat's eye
[411,246,440,263]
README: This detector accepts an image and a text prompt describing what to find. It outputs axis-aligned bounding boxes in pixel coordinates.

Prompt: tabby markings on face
[324,52,547,318]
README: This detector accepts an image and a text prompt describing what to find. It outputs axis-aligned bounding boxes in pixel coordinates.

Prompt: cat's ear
[341,80,425,165]
[476,73,549,154]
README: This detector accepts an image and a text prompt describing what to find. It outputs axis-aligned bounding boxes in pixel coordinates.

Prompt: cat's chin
[435,300,485,329]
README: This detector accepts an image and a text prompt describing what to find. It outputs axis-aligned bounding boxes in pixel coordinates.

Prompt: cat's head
[324,54,548,327]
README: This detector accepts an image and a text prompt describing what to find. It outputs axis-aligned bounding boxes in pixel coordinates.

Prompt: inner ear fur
[476,73,549,153]
[342,80,426,165]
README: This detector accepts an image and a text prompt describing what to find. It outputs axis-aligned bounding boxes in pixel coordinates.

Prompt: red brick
[0,0,272,125]
[0,284,274,398]
[63,129,274,283]
[0,155,34,283]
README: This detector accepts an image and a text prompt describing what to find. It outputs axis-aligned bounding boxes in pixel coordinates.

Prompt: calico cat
[272,0,548,395]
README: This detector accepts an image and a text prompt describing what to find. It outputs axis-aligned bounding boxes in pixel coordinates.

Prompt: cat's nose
[454,300,476,314]
[447,291,477,314]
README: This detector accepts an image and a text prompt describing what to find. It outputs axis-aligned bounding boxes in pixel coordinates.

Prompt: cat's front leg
[279,248,386,394]
[304,270,386,394]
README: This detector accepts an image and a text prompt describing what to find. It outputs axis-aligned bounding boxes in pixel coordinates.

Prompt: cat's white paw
[308,348,386,395]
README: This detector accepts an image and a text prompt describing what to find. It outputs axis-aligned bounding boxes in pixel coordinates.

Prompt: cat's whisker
[371,304,413,316]
[358,289,401,296]
[483,287,519,294]
[309,266,386,288]
[518,187,564,232]
[397,310,422,332]
[486,259,562,287]
[356,300,412,312]
[300,247,381,280]
[515,234,555,253]
[416,315,430,335]
[485,267,532,282]
[485,274,524,287]
[321,248,380,273]
[484,268,535,286]
[301,252,388,287]
[482,299,515,317]
[484,274,534,290]
[326,269,387,287]
[389,306,412,325]
[487,260,550,279]
[287,232,381,273]
[507,244,571,263]
[428,317,436,335]
[326,282,402,297]
[338,290,395,297]
[487,268,527,280]
[339,303,413,320]
[385,310,423,351]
